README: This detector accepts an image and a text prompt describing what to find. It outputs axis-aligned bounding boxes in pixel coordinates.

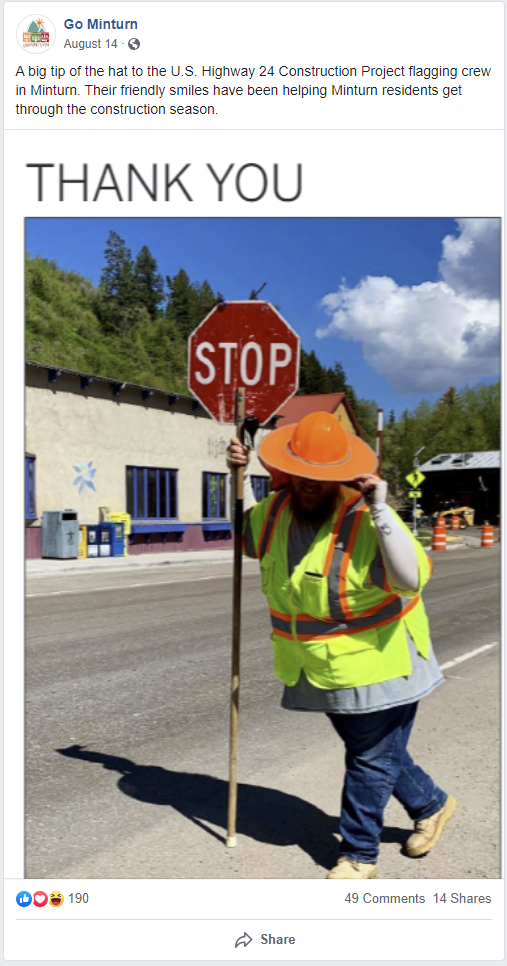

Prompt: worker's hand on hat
[227,437,250,469]
[352,474,388,505]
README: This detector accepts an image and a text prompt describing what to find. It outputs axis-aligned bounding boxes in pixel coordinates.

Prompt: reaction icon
[16,891,32,907]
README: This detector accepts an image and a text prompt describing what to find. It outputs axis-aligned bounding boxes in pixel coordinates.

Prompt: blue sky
[25,217,500,415]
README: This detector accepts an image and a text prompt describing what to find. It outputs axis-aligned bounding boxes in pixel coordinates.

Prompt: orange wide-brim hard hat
[258,411,378,482]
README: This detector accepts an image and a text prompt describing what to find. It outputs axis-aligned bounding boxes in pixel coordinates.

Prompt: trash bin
[41,510,79,559]
[86,524,100,558]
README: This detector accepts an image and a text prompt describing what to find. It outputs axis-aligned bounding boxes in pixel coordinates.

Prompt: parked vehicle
[432,503,475,528]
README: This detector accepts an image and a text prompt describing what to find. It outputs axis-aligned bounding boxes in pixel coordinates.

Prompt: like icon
[33,891,48,908]
[16,891,32,907]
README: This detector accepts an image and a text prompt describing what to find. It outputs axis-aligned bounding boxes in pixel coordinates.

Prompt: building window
[203,472,227,519]
[251,475,270,501]
[126,467,178,519]
[25,456,37,520]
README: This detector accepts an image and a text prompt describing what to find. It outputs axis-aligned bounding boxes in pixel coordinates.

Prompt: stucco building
[25,361,362,557]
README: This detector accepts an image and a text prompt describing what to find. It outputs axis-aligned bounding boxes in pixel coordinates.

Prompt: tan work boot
[327,857,378,879]
[405,795,457,857]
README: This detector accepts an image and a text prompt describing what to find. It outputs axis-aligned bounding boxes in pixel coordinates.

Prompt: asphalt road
[25,546,500,880]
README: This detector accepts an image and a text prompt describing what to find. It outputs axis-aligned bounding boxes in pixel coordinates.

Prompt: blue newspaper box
[98,523,112,557]
[86,525,100,558]
[100,522,125,557]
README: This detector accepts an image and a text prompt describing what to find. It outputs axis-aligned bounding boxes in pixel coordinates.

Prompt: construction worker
[228,411,456,879]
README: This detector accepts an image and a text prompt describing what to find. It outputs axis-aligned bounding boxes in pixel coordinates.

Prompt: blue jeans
[327,702,447,863]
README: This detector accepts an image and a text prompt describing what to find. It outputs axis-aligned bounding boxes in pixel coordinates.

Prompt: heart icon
[33,891,48,907]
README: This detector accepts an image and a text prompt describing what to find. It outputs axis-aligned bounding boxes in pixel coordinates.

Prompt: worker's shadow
[56,744,409,871]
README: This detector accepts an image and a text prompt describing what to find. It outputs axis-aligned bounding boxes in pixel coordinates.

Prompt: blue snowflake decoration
[73,461,97,494]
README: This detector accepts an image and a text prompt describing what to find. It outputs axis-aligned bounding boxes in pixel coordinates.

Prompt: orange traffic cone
[451,515,460,530]
[432,523,447,551]
[481,523,494,548]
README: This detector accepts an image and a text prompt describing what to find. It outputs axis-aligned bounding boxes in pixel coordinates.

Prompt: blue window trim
[25,456,37,520]
[131,523,187,535]
[133,468,138,518]
[203,471,227,520]
[251,475,270,501]
[126,465,178,521]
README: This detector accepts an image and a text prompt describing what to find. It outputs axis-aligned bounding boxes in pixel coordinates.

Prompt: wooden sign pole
[226,386,245,848]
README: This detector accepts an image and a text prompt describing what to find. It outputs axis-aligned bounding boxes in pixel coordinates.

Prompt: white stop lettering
[240,343,263,385]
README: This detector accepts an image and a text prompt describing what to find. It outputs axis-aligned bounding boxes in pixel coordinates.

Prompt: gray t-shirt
[281,512,443,714]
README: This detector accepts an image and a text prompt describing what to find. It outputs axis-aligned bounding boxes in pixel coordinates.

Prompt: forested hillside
[26,231,500,492]
[26,231,357,399]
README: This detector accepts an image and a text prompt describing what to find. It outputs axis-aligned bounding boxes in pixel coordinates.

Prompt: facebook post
[3,1,504,962]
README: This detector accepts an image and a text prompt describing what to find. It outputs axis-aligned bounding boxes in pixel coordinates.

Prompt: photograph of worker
[25,217,500,879]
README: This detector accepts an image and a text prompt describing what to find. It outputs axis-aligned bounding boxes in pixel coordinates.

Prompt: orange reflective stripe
[264,493,290,555]
[256,496,275,558]
[323,498,347,575]
[323,493,363,576]
[294,596,420,640]
[349,592,399,620]
[271,594,420,642]
[257,492,290,559]
[269,610,293,639]
[270,608,290,621]
[338,504,367,620]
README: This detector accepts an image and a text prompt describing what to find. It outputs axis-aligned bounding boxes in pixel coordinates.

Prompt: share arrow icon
[235,932,253,948]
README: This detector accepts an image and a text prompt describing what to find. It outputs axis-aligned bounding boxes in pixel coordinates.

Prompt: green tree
[98,231,142,334]
[328,362,359,409]
[460,383,500,450]
[100,231,133,302]
[166,268,195,340]
[353,398,378,447]
[193,279,221,328]
[133,245,164,320]
[299,349,330,394]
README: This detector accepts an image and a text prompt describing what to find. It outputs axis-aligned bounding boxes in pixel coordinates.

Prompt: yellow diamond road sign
[405,470,426,488]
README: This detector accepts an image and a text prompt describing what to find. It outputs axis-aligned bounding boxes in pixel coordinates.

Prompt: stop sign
[188,301,300,424]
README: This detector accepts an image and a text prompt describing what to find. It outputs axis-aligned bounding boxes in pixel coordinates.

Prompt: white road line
[25,573,255,598]
[440,642,499,671]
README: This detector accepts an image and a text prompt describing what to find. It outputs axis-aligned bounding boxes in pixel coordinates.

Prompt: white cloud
[316,219,500,394]
[439,218,500,298]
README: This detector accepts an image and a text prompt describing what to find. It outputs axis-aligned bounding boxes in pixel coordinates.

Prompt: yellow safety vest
[244,491,432,690]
